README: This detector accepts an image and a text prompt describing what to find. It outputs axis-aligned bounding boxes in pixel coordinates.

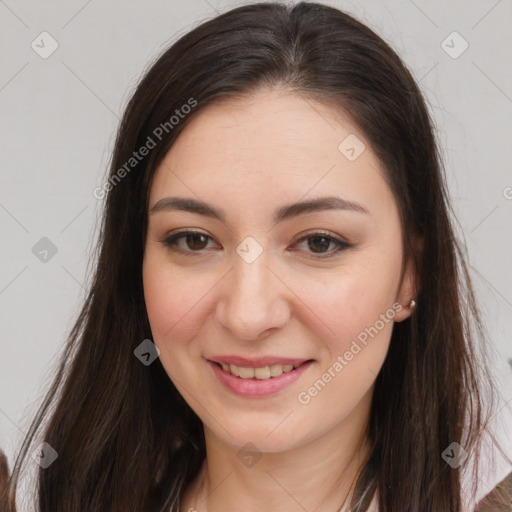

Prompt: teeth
[218,362,301,380]
[269,364,283,377]
[238,366,255,379]
[255,366,270,379]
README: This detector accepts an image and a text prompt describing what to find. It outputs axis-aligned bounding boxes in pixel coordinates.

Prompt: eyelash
[157,229,352,259]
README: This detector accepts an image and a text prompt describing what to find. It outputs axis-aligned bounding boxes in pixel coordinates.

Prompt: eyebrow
[149,195,369,223]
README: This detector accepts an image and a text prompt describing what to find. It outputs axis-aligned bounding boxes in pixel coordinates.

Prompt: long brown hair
[1,2,501,511]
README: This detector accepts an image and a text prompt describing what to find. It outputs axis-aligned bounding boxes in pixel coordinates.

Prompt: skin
[142,88,418,512]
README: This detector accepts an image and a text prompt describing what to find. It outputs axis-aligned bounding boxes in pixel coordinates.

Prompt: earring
[407,299,416,310]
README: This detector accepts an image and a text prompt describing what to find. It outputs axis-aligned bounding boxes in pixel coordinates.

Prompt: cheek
[142,253,207,360]
[293,270,397,428]
[303,261,400,353]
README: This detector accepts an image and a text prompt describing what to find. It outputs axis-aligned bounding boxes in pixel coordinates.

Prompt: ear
[394,235,423,323]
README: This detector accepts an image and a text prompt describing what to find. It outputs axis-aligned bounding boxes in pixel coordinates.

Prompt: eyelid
[293,228,348,243]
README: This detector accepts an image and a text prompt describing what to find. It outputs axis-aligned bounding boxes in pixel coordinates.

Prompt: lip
[208,355,309,368]
[206,358,314,398]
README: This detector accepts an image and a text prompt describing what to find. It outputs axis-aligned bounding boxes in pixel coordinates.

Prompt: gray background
[1,0,511,505]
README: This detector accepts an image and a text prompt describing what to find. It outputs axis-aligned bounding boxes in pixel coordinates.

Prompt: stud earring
[407,299,416,310]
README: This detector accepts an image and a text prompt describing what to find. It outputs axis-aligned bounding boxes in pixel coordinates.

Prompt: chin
[206,418,310,454]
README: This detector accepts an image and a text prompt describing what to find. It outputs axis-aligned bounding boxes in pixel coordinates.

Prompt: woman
[0,2,507,511]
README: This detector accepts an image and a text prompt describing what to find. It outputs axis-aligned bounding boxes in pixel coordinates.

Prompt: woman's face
[143,88,416,453]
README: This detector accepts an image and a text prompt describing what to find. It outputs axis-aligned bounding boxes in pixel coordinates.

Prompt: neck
[182,393,373,512]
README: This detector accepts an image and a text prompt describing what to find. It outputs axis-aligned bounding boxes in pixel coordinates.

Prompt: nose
[214,248,291,342]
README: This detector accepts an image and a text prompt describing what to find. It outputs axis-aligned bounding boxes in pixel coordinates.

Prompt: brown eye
[159,230,217,254]
[293,232,351,258]
[183,233,209,250]
[307,235,332,253]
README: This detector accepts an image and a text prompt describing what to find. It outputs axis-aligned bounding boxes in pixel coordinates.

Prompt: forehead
[149,88,396,222]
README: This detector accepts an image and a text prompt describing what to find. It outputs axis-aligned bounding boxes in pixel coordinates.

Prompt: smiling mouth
[213,360,313,380]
